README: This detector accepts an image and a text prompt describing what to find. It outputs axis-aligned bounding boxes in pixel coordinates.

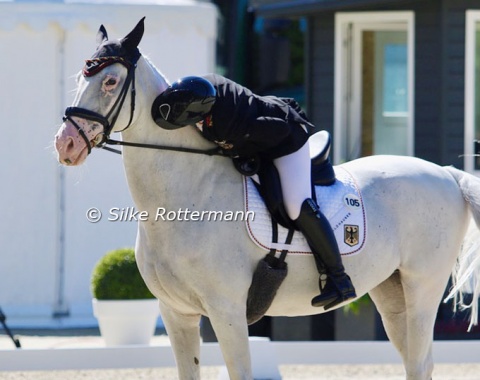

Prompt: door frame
[334,11,415,163]
[465,10,480,174]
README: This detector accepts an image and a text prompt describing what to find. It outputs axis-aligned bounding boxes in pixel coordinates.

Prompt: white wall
[0,1,217,327]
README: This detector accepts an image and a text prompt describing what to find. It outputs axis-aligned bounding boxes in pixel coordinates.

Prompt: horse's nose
[55,120,93,166]
[55,133,76,165]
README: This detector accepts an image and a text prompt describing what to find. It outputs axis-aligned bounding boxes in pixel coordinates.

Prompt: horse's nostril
[65,136,75,153]
[56,135,76,165]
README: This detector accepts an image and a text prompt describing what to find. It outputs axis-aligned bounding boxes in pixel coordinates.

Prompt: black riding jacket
[199,74,313,160]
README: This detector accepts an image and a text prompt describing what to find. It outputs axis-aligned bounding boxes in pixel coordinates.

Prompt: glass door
[334,12,414,163]
[365,30,408,156]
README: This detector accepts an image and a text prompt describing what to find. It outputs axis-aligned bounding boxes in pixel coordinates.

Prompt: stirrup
[311,274,338,308]
[311,292,339,308]
[311,274,356,310]
[323,289,356,310]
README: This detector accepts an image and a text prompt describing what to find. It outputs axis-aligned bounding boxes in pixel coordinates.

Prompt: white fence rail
[1,339,479,372]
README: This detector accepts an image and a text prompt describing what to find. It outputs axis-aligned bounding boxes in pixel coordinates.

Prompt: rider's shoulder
[202,73,244,89]
[202,73,225,84]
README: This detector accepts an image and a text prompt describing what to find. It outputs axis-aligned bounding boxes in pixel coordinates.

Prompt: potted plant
[91,247,159,346]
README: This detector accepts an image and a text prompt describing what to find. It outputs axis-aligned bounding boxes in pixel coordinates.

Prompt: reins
[101,137,227,157]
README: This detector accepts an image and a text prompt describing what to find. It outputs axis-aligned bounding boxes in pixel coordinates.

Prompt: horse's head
[55,18,145,166]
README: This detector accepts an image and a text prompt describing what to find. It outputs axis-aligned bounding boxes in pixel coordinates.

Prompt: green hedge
[91,247,155,300]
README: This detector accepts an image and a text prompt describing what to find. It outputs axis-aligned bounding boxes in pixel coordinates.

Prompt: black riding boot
[295,198,357,310]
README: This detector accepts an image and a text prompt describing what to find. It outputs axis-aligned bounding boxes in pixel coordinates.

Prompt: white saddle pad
[244,167,366,256]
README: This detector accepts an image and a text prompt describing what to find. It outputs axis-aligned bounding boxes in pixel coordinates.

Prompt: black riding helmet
[152,76,216,130]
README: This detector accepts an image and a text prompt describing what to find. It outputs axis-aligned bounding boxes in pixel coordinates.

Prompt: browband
[83,49,141,77]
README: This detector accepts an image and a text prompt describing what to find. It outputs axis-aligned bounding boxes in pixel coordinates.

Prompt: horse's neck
[120,58,241,214]
[122,126,241,218]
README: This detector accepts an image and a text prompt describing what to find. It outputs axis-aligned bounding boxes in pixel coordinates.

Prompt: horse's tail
[443,166,480,331]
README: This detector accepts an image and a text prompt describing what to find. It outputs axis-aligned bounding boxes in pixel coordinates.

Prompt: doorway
[334,12,414,163]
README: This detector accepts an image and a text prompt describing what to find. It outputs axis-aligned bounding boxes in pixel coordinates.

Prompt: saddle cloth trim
[244,166,367,256]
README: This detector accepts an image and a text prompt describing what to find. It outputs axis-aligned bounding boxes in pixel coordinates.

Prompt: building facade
[250,0,480,174]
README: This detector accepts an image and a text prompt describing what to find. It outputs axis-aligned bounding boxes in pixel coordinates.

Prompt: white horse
[55,19,480,380]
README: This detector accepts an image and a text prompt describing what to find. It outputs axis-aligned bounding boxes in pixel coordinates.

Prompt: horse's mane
[141,53,171,87]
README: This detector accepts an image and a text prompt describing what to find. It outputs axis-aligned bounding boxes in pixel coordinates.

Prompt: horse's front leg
[159,302,202,380]
[208,303,252,380]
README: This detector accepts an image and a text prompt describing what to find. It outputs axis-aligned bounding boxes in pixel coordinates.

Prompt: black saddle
[253,130,335,230]
[308,130,335,186]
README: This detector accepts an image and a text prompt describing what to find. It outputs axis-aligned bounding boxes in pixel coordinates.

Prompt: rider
[151,74,356,310]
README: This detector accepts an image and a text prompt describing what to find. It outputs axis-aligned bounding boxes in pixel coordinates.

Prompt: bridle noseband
[62,51,226,158]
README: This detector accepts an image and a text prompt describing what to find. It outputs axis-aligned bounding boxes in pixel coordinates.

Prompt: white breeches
[273,142,312,220]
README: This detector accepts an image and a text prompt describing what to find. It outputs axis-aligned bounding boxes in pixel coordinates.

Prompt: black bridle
[62,52,225,158]
[63,54,139,155]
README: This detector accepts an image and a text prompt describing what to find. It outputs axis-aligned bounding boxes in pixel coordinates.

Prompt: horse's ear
[96,25,108,46]
[121,17,145,52]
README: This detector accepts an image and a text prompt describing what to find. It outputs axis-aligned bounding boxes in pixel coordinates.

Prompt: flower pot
[92,298,159,346]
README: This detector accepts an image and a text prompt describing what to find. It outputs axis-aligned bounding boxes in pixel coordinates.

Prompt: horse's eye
[105,78,116,86]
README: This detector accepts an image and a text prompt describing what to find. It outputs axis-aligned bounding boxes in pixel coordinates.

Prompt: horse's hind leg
[370,270,438,380]
[369,271,408,362]
[401,273,448,380]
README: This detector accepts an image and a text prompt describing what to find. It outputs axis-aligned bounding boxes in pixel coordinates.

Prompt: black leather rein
[103,137,226,157]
